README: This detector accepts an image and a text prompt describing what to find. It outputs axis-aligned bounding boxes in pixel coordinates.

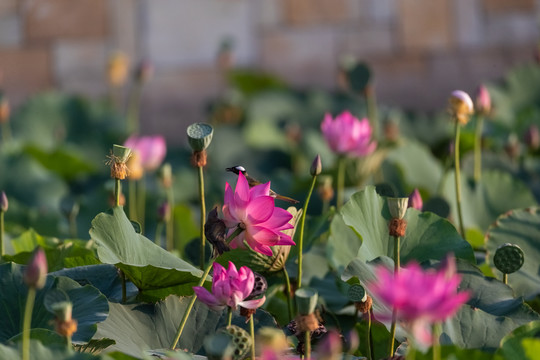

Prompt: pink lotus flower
[24,247,48,289]
[367,255,470,346]
[408,188,423,211]
[321,111,376,156]
[193,261,265,311]
[124,135,166,171]
[222,172,294,256]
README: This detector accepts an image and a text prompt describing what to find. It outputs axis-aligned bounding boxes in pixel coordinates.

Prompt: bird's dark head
[226,165,247,175]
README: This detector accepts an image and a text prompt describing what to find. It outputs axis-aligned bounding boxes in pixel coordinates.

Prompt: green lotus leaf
[0,263,108,343]
[485,208,540,298]
[497,320,540,360]
[89,207,205,302]
[0,339,112,360]
[94,295,276,357]
[327,186,475,273]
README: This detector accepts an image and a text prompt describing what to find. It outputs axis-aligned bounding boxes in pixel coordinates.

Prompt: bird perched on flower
[226,166,299,204]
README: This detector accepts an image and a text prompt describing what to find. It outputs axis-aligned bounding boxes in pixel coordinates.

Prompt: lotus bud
[159,163,173,189]
[0,93,9,124]
[187,123,214,152]
[408,188,423,211]
[310,154,322,176]
[475,85,491,117]
[387,197,409,220]
[24,247,47,289]
[0,191,7,212]
[157,201,170,223]
[448,90,474,125]
[317,330,342,360]
[524,124,539,151]
[107,51,129,87]
[134,60,153,84]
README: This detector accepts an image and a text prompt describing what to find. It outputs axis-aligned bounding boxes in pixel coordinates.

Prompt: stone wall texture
[1,0,539,139]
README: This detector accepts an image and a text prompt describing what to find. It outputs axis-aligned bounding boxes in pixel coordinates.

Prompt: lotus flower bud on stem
[448,90,474,125]
[0,191,7,212]
[310,154,322,176]
[475,85,491,117]
[159,163,173,189]
[158,201,170,223]
[408,189,423,211]
[24,247,47,289]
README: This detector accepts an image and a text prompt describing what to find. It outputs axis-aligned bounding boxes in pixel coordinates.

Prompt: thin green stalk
[250,315,256,360]
[297,174,317,289]
[503,273,508,285]
[155,221,164,246]
[474,115,484,183]
[22,287,36,360]
[336,156,346,209]
[121,270,127,303]
[366,85,379,141]
[432,322,441,360]
[138,177,146,233]
[166,187,175,251]
[305,330,311,359]
[453,121,466,240]
[283,267,293,322]
[129,180,137,221]
[368,309,374,360]
[170,227,244,350]
[198,166,206,270]
[126,83,142,134]
[389,235,400,357]
[227,307,233,327]
[0,211,4,256]
[115,178,121,207]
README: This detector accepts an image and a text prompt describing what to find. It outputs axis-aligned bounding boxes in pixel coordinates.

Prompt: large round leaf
[327,186,474,273]
[485,207,540,298]
[0,263,108,343]
[0,339,110,360]
[441,170,537,234]
[94,295,276,357]
[89,207,204,302]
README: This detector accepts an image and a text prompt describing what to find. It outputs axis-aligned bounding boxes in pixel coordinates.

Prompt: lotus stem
[0,210,4,256]
[283,267,293,322]
[22,287,36,360]
[297,174,317,289]
[121,270,127,303]
[368,309,374,360]
[115,179,121,207]
[305,330,311,359]
[198,165,207,270]
[227,307,233,327]
[388,235,400,357]
[453,120,466,240]
[166,187,174,251]
[250,314,256,360]
[170,227,244,350]
[128,180,137,221]
[336,156,346,209]
[366,84,379,141]
[126,82,142,134]
[474,115,484,183]
[503,273,508,285]
[432,322,441,360]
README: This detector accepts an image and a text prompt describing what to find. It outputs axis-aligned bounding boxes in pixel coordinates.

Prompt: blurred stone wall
[0,0,539,138]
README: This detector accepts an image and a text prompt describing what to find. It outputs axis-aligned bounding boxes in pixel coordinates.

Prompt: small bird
[226,165,299,204]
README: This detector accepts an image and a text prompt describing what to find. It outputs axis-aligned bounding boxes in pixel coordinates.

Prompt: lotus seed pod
[347,284,367,303]
[248,272,268,299]
[387,197,409,219]
[493,243,524,274]
[218,325,251,360]
[310,154,322,176]
[295,287,318,316]
[187,123,214,151]
[449,90,474,125]
[112,144,132,163]
[0,191,7,212]
[204,332,234,360]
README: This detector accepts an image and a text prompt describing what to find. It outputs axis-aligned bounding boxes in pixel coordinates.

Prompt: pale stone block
[0,14,22,47]
[255,0,282,27]
[107,0,139,60]
[144,0,255,67]
[397,0,454,51]
[282,0,351,26]
[338,25,395,57]
[260,28,337,88]
[454,0,483,48]
[484,14,539,46]
[53,40,107,89]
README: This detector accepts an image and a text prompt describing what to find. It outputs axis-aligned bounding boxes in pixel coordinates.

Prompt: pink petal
[193,286,221,308]
[250,182,271,198]
[238,296,266,309]
[247,226,280,246]
[259,207,293,230]
[246,196,274,224]
[234,172,250,207]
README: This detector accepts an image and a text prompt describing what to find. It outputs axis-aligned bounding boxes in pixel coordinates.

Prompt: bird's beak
[225,167,233,172]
